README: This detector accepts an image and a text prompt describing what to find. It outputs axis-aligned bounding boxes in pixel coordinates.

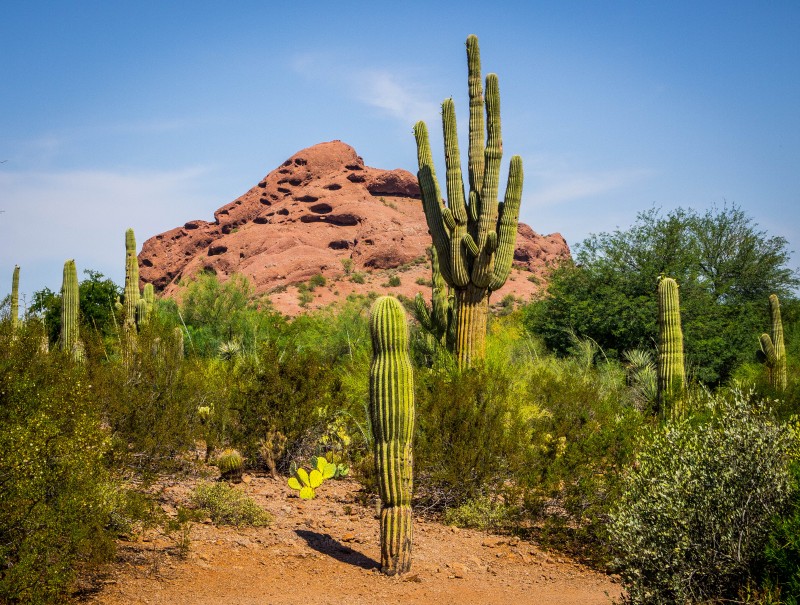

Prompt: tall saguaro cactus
[11,265,20,332]
[124,228,140,328]
[413,34,523,367]
[60,259,84,362]
[369,296,415,575]
[759,294,786,391]
[657,276,686,419]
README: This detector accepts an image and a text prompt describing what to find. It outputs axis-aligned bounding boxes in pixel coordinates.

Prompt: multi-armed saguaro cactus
[413,247,455,350]
[413,34,523,367]
[758,294,787,391]
[657,276,686,419]
[369,296,415,575]
[124,228,140,328]
[11,265,20,332]
[59,259,84,362]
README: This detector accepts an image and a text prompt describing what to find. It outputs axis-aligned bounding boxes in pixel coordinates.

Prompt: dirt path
[85,473,621,605]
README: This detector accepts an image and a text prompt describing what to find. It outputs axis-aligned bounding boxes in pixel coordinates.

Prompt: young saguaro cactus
[124,228,140,328]
[413,247,455,350]
[413,34,523,367]
[59,259,84,362]
[657,276,686,419]
[11,265,20,332]
[759,294,787,391]
[369,296,415,575]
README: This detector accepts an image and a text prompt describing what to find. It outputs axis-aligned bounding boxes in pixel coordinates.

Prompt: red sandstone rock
[138,141,570,316]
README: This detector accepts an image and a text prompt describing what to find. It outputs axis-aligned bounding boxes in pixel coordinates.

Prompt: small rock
[481,537,505,548]
[342,533,356,542]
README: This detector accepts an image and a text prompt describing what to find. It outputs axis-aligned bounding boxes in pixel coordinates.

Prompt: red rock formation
[139,141,570,315]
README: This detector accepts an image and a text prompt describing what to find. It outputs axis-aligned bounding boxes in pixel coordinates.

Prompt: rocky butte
[139,141,570,316]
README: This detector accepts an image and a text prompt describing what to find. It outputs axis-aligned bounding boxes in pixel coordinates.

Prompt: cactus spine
[11,265,20,332]
[759,294,786,391]
[124,228,140,328]
[657,276,685,419]
[413,34,523,367]
[369,296,414,575]
[413,247,455,350]
[59,259,83,362]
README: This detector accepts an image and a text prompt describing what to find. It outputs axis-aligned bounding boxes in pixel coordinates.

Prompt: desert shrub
[523,348,643,562]
[0,321,118,604]
[444,496,520,531]
[414,361,532,509]
[228,340,346,470]
[308,273,327,289]
[609,389,796,604]
[755,460,800,604]
[350,272,366,284]
[178,272,282,356]
[93,319,203,466]
[190,482,272,526]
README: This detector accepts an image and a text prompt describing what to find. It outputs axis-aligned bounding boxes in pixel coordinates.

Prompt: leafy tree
[525,205,798,384]
[29,270,122,345]
[178,271,282,356]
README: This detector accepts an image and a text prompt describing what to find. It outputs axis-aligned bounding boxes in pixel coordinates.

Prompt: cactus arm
[413,293,433,332]
[472,74,502,288]
[760,333,777,366]
[11,265,20,331]
[467,34,485,197]
[442,99,470,287]
[414,122,453,284]
[489,155,523,291]
[369,296,414,575]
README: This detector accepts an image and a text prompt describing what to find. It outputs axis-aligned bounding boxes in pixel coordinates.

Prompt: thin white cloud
[0,167,214,293]
[290,52,439,125]
[521,153,655,207]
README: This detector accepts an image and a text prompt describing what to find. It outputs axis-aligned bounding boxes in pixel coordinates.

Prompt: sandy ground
[82,471,621,605]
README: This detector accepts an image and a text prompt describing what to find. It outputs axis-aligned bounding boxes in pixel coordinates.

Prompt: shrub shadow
[294,529,379,570]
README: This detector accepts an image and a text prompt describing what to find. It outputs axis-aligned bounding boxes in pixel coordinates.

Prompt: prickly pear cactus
[759,294,787,391]
[369,296,414,575]
[287,457,335,499]
[657,276,685,420]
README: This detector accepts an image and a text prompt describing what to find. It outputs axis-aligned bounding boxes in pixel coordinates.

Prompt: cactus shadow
[294,530,379,570]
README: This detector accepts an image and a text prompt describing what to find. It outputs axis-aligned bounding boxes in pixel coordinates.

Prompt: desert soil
[83,470,621,605]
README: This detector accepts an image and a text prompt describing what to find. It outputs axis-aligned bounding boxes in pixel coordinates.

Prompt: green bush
[523,350,643,562]
[0,321,118,604]
[190,482,272,526]
[444,496,520,531]
[609,389,796,604]
[756,460,800,604]
[414,361,532,509]
[228,341,346,469]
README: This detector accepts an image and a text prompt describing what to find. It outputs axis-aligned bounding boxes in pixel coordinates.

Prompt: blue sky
[2,1,799,304]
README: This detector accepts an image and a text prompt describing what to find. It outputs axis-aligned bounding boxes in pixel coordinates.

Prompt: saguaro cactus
[759,294,786,391]
[413,247,455,350]
[11,265,20,332]
[369,296,415,575]
[124,228,140,328]
[413,34,523,367]
[59,259,83,362]
[657,276,685,419]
